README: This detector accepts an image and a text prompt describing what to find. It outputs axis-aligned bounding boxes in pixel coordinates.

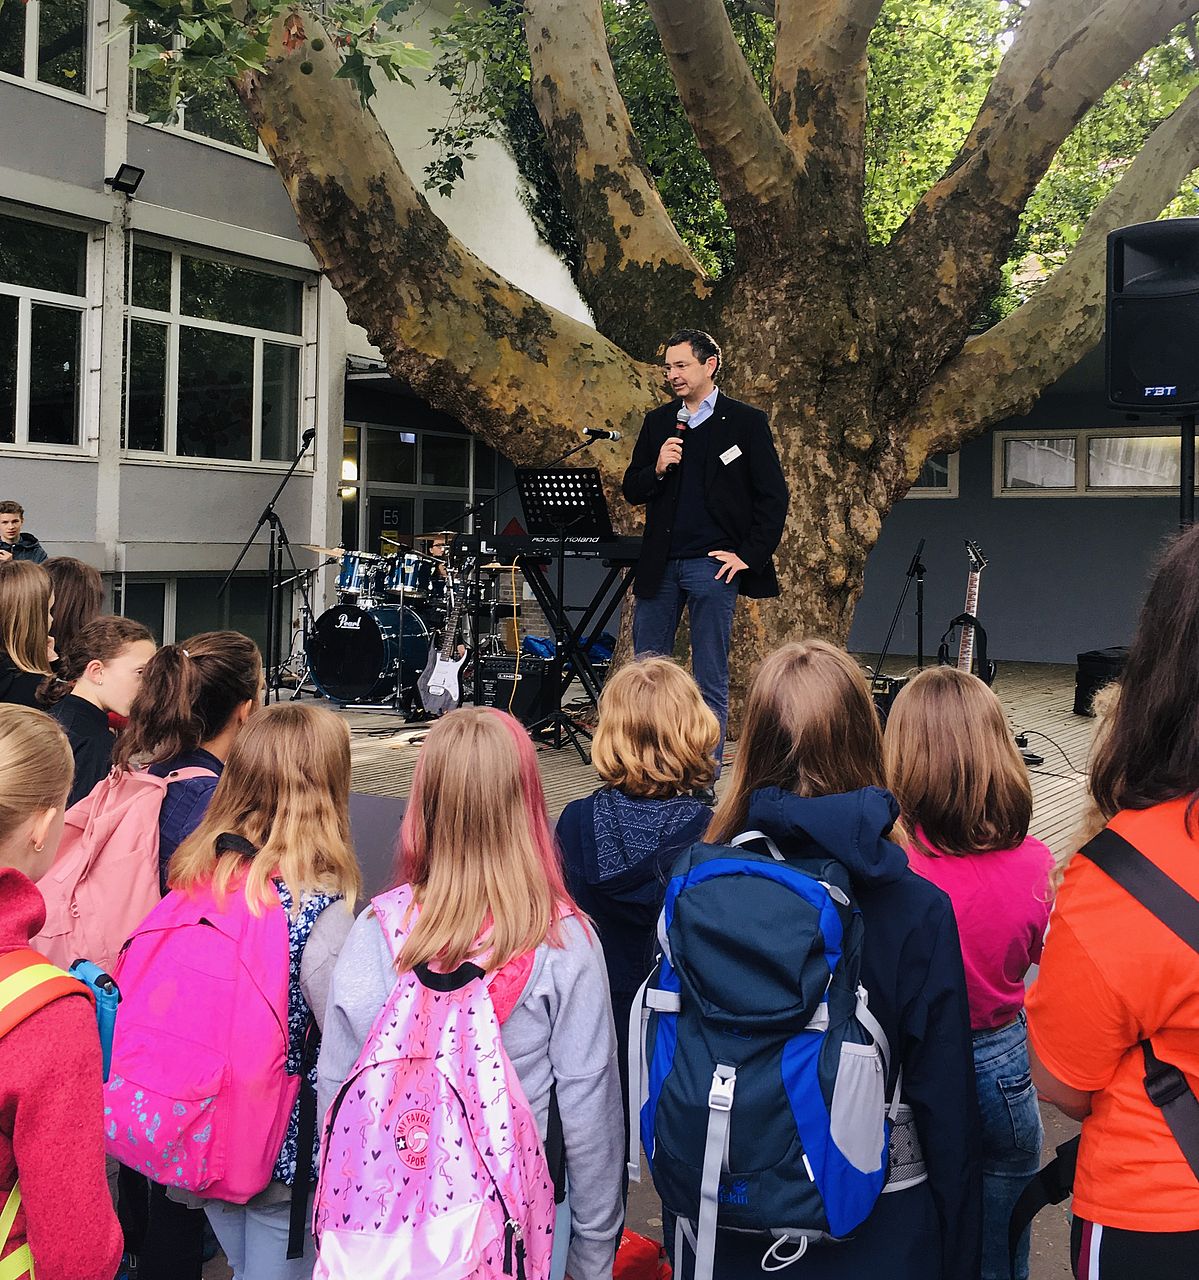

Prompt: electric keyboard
[456,533,641,563]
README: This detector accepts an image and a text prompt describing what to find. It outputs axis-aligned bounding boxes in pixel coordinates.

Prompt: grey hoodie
[316,909,624,1280]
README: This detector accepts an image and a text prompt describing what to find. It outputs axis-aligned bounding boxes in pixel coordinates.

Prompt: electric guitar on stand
[939,540,997,686]
[417,561,473,716]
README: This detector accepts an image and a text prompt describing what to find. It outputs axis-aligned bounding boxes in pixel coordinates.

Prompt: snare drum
[336,551,388,603]
[386,551,440,601]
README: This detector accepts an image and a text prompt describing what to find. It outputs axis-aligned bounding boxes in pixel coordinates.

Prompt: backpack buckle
[708,1066,737,1112]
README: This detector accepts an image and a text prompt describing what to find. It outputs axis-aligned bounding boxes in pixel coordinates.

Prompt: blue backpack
[628,829,900,1280]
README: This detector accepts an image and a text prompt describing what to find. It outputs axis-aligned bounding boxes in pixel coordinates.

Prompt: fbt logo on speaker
[1144,386,1179,397]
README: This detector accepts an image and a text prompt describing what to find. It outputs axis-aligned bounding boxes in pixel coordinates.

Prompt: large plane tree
[120,0,1199,702]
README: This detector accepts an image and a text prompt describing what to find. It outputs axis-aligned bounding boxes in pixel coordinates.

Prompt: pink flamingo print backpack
[312,884,556,1280]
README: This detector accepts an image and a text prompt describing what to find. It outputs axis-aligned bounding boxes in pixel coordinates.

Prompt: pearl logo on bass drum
[334,612,362,631]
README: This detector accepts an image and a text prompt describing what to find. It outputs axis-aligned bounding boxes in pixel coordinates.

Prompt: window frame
[123,236,317,470]
[348,421,500,550]
[994,426,1198,497]
[0,0,99,106]
[905,450,959,500]
[0,205,100,456]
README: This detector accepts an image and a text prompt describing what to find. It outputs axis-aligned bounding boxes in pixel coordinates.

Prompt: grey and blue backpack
[628,829,917,1280]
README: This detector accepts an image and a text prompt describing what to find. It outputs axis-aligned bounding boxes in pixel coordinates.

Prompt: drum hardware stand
[219,427,317,706]
[278,561,331,700]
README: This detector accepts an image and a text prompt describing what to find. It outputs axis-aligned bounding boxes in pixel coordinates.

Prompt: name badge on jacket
[719,445,743,466]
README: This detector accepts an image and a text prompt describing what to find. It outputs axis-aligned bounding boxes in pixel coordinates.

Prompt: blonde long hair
[883,666,1031,856]
[170,702,360,913]
[0,561,54,676]
[395,706,578,973]
[0,704,73,845]
[708,641,891,845]
[591,657,718,797]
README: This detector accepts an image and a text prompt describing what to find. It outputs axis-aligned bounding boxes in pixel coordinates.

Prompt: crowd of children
[4,529,1199,1280]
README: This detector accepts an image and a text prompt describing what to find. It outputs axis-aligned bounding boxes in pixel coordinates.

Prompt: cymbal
[480,562,518,571]
[380,534,409,549]
[299,544,345,558]
[415,530,458,542]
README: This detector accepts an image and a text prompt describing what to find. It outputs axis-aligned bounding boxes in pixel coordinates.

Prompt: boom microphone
[582,427,622,441]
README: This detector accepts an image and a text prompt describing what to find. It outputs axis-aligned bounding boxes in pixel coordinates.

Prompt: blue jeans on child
[973,1011,1042,1280]
[632,557,738,758]
[205,1199,312,1280]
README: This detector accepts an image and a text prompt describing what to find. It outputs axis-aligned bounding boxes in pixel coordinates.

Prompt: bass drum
[307,604,428,704]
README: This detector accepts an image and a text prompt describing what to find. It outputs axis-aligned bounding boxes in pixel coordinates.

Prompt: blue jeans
[633,557,738,758]
[205,1198,313,1280]
[974,1012,1042,1280]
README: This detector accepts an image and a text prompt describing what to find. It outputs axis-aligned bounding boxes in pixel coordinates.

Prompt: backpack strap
[1081,826,1199,1179]
[1009,826,1199,1279]
[0,948,92,1039]
[0,950,92,1280]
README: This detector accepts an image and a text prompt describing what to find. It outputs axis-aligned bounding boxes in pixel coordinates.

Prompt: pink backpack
[103,878,296,1203]
[313,885,556,1280]
[33,767,216,974]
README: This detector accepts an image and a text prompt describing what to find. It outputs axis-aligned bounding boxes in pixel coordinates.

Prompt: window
[907,450,958,499]
[348,422,500,554]
[116,575,284,653]
[0,0,89,95]
[0,210,90,448]
[129,24,258,151]
[123,239,311,463]
[996,428,1199,496]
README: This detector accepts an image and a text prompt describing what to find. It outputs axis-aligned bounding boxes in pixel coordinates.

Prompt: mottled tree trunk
[226,0,1199,731]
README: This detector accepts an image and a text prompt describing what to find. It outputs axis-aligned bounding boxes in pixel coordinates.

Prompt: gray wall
[127,124,302,240]
[848,382,1178,665]
[0,455,99,542]
[0,82,106,191]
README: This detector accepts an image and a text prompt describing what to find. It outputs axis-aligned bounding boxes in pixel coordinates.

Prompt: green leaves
[117,0,430,116]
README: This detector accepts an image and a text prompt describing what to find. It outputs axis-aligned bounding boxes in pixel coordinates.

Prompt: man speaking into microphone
[622,329,788,760]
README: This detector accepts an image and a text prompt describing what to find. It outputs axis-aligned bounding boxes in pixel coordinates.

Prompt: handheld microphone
[666,405,690,473]
[581,426,622,441]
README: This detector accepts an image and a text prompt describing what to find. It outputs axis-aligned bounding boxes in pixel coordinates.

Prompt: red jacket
[0,867,123,1280]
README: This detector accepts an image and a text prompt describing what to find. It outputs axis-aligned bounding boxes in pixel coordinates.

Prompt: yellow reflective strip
[0,1185,20,1253]
[0,1243,33,1280]
[0,967,67,1016]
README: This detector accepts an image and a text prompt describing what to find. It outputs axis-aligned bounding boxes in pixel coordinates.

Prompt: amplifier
[870,675,908,726]
[476,655,557,725]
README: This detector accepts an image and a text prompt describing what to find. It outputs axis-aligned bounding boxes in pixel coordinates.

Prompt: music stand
[515,467,612,760]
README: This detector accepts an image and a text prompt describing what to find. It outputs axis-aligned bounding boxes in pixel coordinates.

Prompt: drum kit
[296,532,514,715]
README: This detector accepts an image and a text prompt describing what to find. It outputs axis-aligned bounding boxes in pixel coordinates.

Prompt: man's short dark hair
[665,329,722,378]
[0,501,24,517]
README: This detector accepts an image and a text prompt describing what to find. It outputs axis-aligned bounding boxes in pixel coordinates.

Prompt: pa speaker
[1107,219,1199,411]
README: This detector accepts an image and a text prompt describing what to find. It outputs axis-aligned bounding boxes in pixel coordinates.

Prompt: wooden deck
[344,661,1094,856]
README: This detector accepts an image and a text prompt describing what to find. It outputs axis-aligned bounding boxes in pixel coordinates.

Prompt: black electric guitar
[953,540,997,685]
[417,562,473,715]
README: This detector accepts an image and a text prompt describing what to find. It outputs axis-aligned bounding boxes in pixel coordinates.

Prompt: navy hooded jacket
[671,785,982,1280]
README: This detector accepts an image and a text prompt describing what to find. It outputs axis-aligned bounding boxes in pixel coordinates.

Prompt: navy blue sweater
[149,748,222,892]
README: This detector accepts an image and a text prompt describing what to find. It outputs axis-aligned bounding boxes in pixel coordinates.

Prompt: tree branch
[957,0,1104,161]
[236,25,660,511]
[899,83,1199,479]
[644,0,803,256]
[521,0,712,357]
[771,0,885,216]
[884,0,1198,382]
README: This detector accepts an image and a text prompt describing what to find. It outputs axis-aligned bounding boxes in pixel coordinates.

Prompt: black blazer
[622,393,789,599]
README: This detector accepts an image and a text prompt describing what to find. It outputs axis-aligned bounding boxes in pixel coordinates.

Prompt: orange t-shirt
[1026,798,1199,1231]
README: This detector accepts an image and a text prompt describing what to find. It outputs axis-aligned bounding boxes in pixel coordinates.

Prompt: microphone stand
[872,537,926,680]
[219,427,317,705]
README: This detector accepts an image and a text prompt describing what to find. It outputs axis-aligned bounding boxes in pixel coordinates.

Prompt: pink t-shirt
[907,833,1053,1031]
